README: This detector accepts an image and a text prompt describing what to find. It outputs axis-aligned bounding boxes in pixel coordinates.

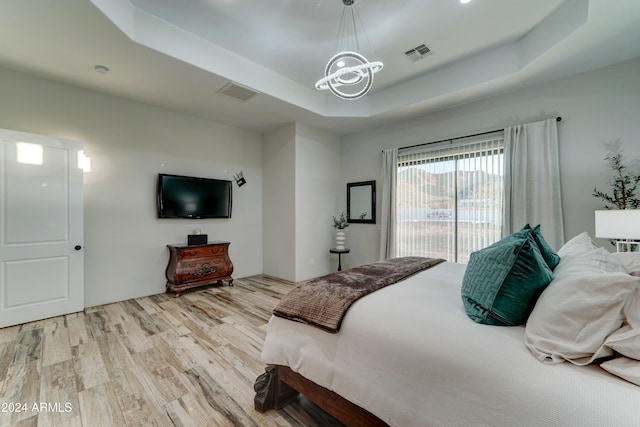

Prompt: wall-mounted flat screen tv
[157,173,232,219]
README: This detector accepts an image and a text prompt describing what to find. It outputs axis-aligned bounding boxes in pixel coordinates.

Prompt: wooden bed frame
[254,365,388,427]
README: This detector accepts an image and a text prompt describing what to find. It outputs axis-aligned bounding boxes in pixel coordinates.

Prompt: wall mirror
[347,181,376,224]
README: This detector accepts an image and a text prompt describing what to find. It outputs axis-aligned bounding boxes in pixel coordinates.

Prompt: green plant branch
[592,139,640,210]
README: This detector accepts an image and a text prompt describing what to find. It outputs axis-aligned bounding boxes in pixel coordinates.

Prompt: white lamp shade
[594,210,640,239]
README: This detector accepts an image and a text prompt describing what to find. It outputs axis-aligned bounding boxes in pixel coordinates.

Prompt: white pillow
[525,271,638,364]
[524,241,637,365]
[555,232,626,276]
[601,357,640,387]
[557,231,597,258]
[603,325,640,360]
[612,252,640,276]
[599,271,640,384]
[554,247,627,276]
[604,286,640,360]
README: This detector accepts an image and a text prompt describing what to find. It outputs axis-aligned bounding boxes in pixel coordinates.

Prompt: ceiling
[1,0,639,136]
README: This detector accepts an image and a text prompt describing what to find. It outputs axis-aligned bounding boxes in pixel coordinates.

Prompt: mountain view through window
[396,137,504,263]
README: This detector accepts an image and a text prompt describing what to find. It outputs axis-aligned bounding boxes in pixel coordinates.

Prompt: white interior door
[0,129,84,328]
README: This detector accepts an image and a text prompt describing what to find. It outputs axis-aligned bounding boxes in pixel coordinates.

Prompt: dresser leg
[228,279,234,287]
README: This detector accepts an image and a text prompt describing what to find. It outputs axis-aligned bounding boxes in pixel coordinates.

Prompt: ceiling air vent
[404,43,433,62]
[216,82,260,102]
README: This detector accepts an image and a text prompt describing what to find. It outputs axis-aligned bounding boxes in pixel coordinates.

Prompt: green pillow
[461,228,554,326]
[523,224,560,270]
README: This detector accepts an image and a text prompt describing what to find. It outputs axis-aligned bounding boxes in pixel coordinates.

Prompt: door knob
[74,245,82,251]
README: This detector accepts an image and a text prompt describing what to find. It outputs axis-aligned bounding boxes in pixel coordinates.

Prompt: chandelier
[315,0,383,100]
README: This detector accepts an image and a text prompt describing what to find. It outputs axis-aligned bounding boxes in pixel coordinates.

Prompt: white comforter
[262,262,640,427]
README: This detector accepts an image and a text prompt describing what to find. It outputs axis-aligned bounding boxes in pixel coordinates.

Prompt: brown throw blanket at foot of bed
[273,257,445,333]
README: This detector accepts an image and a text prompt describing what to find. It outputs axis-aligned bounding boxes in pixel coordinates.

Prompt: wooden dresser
[165,241,234,297]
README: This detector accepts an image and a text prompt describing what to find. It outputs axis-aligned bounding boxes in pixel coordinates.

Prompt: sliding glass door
[395,136,504,263]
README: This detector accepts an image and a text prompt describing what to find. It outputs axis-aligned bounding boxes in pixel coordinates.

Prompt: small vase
[335,230,346,250]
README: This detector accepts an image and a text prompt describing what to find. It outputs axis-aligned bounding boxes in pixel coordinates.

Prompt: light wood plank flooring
[0,276,343,427]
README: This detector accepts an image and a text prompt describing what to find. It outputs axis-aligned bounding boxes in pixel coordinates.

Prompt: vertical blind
[396,136,504,263]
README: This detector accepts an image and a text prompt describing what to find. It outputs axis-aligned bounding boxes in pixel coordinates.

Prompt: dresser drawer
[177,244,227,258]
[179,257,231,281]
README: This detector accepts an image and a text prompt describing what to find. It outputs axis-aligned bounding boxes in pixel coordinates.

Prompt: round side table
[329,248,350,271]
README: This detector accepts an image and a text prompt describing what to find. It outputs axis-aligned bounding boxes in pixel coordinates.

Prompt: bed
[254,232,640,427]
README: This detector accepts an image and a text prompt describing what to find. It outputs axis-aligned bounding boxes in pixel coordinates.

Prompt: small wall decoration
[233,171,247,187]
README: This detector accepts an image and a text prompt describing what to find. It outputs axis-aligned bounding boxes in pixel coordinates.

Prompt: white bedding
[262,262,640,427]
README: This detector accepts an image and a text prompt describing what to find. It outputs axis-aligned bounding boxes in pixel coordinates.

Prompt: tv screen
[157,174,232,219]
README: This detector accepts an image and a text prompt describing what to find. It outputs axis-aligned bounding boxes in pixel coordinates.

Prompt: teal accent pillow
[523,224,560,270]
[461,228,554,326]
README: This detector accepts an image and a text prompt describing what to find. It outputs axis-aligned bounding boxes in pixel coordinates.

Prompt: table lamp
[594,209,640,252]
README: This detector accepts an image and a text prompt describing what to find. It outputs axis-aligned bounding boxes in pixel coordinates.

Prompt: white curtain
[503,118,564,249]
[379,148,398,260]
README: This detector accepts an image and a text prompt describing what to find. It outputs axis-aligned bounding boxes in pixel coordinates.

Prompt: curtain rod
[386,116,562,153]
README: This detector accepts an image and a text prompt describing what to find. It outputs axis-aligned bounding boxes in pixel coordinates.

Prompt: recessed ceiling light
[460,0,472,4]
[94,65,110,74]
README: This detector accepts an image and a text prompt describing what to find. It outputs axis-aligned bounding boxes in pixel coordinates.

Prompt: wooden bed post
[254,365,389,427]
[254,365,299,412]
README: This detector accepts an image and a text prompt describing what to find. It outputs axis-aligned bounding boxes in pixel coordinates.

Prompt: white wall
[295,123,341,281]
[0,67,263,307]
[262,122,341,282]
[262,124,296,281]
[341,57,640,267]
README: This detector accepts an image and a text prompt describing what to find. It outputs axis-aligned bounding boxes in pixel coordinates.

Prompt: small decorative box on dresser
[165,241,234,297]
